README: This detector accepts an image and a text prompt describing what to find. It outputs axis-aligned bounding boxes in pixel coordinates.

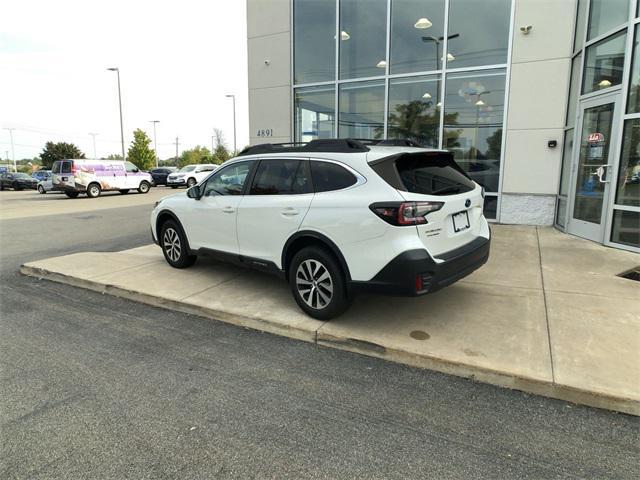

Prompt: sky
[0,0,248,161]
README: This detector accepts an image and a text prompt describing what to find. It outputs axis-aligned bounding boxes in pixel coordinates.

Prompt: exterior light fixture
[475,99,486,106]
[447,52,455,62]
[376,60,387,68]
[414,17,433,29]
[436,101,442,108]
[341,30,350,40]
[422,92,432,99]
[598,79,612,88]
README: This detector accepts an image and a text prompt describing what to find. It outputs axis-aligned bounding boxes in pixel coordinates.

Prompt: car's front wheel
[38,185,46,194]
[186,177,197,188]
[289,246,350,320]
[138,181,150,194]
[160,220,196,268]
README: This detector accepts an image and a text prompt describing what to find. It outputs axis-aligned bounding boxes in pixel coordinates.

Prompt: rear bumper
[350,235,490,296]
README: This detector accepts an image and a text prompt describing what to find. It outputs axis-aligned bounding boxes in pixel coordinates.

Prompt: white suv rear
[150,139,490,319]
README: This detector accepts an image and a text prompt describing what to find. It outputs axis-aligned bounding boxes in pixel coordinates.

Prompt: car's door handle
[281,208,299,216]
[222,206,235,213]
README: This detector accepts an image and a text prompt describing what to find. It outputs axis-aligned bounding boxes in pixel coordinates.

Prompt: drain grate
[617,266,640,282]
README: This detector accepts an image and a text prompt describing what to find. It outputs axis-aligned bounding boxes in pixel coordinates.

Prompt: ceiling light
[436,101,442,108]
[376,60,387,68]
[447,53,455,62]
[475,99,486,106]
[341,30,350,41]
[414,17,433,29]
[422,92,432,99]
[598,79,612,87]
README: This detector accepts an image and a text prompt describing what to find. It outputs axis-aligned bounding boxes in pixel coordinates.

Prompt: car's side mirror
[187,185,202,199]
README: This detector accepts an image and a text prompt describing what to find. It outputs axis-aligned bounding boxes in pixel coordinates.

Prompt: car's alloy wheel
[160,220,196,268]
[187,177,196,188]
[296,259,333,310]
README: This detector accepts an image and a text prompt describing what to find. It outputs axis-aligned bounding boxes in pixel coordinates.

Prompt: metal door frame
[566,91,623,243]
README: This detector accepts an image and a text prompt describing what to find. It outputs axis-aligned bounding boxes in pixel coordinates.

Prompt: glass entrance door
[568,93,621,242]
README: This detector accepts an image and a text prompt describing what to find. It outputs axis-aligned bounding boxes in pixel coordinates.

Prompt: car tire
[186,177,197,188]
[138,181,151,194]
[119,189,129,194]
[160,220,196,268]
[38,185,46,194]
[289,246,350,320]
[86,183,101,198]
[65,191,79,198]
[13,182,22,191]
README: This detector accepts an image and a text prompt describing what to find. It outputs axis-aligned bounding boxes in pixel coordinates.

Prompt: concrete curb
[21,264,640,416]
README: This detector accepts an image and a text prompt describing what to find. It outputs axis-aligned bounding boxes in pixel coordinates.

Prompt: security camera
[520,25,532,35]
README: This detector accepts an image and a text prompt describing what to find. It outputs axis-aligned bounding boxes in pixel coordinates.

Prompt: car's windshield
[179,165,196,172]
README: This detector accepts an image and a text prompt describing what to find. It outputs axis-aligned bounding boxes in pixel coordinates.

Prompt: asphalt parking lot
[1,188,639,479]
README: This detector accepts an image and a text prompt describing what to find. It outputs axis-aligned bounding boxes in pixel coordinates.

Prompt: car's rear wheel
[65,191,79,198]
[86,183,101,198]
[38,185,46,194]
[186,177,197,188]
[160,220,196,268]
[138,181,150,194]
[289,246,350,320]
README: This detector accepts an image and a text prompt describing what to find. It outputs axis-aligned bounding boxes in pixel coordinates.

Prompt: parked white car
[150,139,490,319]
[37,178,56,194]
[166,164,217,188]
[51,159,152,198]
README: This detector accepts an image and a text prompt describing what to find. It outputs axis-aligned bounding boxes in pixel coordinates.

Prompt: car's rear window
[370,152,475,195]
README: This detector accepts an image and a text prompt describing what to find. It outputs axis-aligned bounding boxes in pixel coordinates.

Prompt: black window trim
[309,157,366,193]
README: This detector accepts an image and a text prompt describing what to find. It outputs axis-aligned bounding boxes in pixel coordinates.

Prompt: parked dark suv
[149,167,177,186]
[0,172,38,191]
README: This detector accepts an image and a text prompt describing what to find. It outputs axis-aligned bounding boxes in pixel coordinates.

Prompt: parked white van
[51,159,153,198]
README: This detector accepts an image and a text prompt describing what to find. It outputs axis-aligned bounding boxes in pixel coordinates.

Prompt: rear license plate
[452,210,470,232]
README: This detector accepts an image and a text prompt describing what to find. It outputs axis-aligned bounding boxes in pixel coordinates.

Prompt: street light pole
[89,132,98,159]
[107,67,125,160]
[225,94,237,154]
[149,120,160,167]
[3,128,16,172]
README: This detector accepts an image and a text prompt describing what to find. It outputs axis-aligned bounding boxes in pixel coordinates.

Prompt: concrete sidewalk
[21,226,640,415]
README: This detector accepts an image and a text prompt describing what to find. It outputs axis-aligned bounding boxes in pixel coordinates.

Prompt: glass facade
[293,0,512,220]
[556,0,640,251]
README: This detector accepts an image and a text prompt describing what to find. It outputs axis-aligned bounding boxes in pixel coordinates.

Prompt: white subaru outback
[150,139,490,320]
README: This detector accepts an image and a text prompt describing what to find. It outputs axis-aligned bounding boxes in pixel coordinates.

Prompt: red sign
[587,132,604,143]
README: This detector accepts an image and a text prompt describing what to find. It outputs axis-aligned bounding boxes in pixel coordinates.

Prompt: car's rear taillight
[71,162,78,173]
[370,201,444,226]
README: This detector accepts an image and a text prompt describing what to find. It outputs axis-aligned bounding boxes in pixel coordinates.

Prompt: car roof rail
[237,138,371,156]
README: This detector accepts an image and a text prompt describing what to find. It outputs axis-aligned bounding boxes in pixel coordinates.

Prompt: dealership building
[247,0,640,252]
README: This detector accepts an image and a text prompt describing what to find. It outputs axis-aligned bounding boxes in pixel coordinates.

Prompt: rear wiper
[432,186,461,195]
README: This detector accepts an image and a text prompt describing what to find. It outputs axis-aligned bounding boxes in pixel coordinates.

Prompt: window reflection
[293,0,335,84]
[611,210,640,248]
[616,119,640,207]
[559,129,574,196]
[387,76,441,147]
[338,81,385,138]
[574,0,588,52]
[340,0,387,79]
[390,0,446,74]
[582,30,626,94]
[294,86,336,142]
[443,70,506,192]
[627,25,640,113]
[566,54,582,127]
[587,0,629,41]
[447,0,510,69]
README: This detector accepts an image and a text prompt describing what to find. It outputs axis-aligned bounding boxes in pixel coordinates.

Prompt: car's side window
[310,160,357,193]
[125,161,138,173]
[202,161,253,197]
[249,159,311,195]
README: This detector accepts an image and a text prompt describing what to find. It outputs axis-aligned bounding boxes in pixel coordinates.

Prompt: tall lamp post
[3,128,16,172]
[225,94,237,154]
[88,132,98,159]
[107,67,126,160]
[149,120,160,167]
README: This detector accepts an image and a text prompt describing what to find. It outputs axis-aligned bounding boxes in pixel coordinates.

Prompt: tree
[127,129,156,170]
[212,128,230,163]
[105,153,123,160]
[40,142,85,169]
[179,146,213,167]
